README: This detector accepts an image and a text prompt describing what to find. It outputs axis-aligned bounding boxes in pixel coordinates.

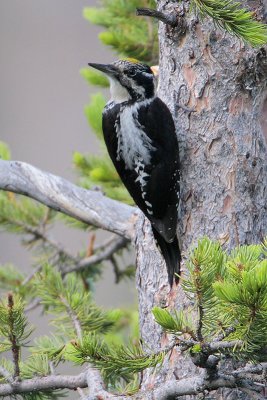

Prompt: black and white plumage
[88,59,181,285]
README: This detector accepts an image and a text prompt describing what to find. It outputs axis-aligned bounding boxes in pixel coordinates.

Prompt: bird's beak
[88,63,118,77]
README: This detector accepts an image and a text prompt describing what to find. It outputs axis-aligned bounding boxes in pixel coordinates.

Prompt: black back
[102,97,180,243]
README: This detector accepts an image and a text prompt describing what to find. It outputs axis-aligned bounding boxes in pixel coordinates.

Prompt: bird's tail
[152,227,181,286]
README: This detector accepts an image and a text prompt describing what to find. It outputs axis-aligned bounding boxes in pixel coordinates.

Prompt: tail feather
[152,227,181,286]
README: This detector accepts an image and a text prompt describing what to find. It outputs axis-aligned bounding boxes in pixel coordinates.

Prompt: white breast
[115,99,155,170]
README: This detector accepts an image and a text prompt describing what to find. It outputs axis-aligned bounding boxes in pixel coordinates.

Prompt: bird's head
[88,59,157,103]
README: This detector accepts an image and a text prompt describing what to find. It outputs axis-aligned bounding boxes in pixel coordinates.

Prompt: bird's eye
[128,68,137,77]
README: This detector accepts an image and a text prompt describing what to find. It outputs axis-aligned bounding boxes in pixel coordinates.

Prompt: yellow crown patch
[121,57,140,64]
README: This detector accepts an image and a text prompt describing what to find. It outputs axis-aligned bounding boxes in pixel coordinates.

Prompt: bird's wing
[135,97,180,241]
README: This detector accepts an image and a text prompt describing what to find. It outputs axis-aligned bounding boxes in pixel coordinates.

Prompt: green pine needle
[152,307,189,335]
[192,0,267,46]
[83,0,158,64]
[65,333,164,381]
[0,294,33,345]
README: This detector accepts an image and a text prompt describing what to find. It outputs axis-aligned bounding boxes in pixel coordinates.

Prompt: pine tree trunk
[135,0,267,397]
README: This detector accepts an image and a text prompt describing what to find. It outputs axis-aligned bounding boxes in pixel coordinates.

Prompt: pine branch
[215,326,235,341]
[0,160,136,239]
[59,296,83,341]
[192,259,204,342]
[192,0,267,46]
[7,294,20,379]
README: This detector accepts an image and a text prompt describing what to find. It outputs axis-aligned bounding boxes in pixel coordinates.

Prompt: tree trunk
[135,0,267,397]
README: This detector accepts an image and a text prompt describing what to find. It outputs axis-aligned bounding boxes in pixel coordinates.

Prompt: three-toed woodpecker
[88,59,181,285]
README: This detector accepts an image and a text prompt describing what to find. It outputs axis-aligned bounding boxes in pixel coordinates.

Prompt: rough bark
[0,160,137,239]
[135,0,267,398]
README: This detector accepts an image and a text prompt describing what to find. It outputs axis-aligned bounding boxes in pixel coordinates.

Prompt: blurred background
[0,0,136,316]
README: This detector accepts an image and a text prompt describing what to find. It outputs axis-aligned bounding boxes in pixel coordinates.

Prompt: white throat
[109,77,131,104]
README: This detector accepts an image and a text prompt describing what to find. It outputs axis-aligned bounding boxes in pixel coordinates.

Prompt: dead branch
[0,160,137,240]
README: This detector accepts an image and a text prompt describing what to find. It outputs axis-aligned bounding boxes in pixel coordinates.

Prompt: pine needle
[192,0,267,46]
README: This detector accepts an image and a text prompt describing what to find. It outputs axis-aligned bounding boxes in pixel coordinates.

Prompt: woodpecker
[88,59,181,285]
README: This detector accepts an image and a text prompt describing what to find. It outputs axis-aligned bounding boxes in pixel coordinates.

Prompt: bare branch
[0,373,87,396]
[233,363,267,376]
[60,296,83,341]
[61,236,129,275]
[0,366,264,399]
[208,340,243,353]
[215,326,235,341]
[136,7,177,27]
[0,160,137,240]
[25,298,40,313]
[22,264,43,286]
[86,368,106,400]
[110,255,121,283]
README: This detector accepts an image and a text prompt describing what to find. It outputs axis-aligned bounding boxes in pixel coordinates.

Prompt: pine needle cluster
[191,0,267,46]
[0,266,140,397]
[154,237,267,363]
[83,0,158,64]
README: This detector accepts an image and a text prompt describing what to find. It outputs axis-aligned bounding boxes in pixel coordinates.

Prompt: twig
[110,255,121,284]
[60,296,83,341]
[208,340,243,353]
[215,326,235,341]
[197,303,204,342]
[0,160,136,240]
[231,363,267,383]
[21,264,43,286]
[4,212,77,264]
[61,236,129,275]
[136,7,177,27]
[7,294,20,379]
[86,233,96,257]
[49,361,55,376]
